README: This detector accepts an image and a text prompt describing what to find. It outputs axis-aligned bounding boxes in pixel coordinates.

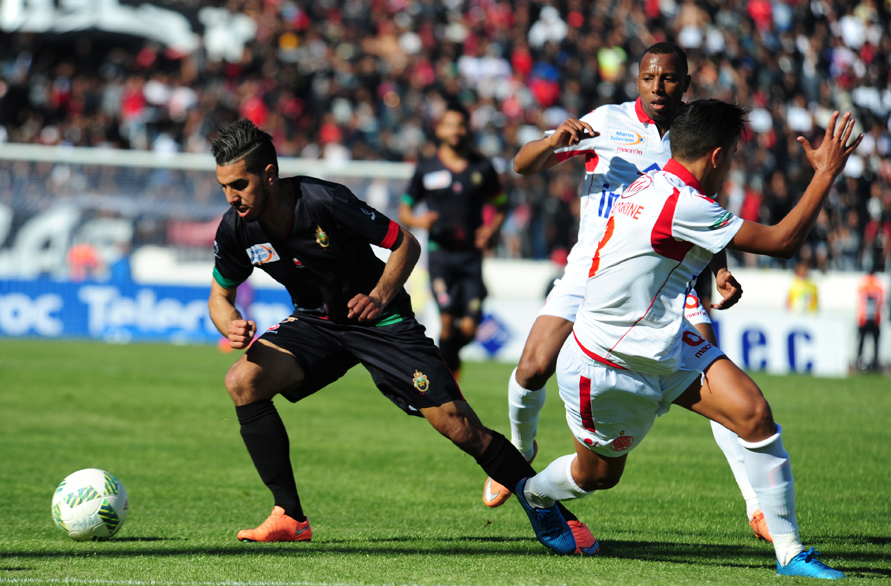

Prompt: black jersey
[213,176,410,325]
[403,153,502,251]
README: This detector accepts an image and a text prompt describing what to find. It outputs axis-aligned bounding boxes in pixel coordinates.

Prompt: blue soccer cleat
[515,478,577,555]
[776,548,845,580]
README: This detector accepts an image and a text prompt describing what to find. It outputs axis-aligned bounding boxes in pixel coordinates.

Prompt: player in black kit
[400,102,506,377]
[207,119,595,554]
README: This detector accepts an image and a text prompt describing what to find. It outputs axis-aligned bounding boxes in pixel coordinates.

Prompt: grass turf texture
[0,339,889,586]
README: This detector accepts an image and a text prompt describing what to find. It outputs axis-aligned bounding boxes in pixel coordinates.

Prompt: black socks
[236,399,306,522]
[474,431,577,522]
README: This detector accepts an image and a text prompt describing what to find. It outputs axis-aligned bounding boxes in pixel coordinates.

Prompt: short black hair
[641,42,688,78]
[670,99,748,162]
[442,100,470,124]
[210,119,278,176]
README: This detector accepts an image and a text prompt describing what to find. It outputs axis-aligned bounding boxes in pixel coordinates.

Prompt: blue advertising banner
[0,279,293,344]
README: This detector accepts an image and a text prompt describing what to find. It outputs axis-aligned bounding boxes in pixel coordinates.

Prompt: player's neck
[258,180,293,237]
[438,145,469,172]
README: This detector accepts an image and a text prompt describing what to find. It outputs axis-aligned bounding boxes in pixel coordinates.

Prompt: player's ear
[683,74,691,93]
[710,146,724,169]
[264,163,277,184]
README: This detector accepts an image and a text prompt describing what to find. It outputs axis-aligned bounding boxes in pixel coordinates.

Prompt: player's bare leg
[692,321,768,540]
[673,357,831,572]
[225,340,310,542]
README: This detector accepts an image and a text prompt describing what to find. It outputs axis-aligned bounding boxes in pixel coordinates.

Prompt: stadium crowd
[1,0,890,272]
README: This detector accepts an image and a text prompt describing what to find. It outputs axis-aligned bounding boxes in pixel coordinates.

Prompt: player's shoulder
[413,155,444,174]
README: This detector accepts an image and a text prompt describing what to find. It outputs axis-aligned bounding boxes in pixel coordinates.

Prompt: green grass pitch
[0,339,889,585]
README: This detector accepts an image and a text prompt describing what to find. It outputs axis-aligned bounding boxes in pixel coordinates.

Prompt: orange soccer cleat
[482,441,538,508]
[237,506,312,542]
[568,520,600,556]
[748,509,772,543]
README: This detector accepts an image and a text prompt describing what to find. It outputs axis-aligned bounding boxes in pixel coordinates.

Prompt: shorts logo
[412,370,429,394]
[246,243,280,265]
[611,433,634,452]
[682,331,706,346]
[315,226,330,248]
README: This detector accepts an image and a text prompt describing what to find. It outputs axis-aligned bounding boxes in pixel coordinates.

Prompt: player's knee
[575,468,622,492]
[517,352,553,389]
[224,362,261,406]
[736,399,775,442]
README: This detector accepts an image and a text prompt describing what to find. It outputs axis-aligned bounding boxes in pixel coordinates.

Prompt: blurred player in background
[518,101,860,580]
[856,269,884,371]
[484,42,770,543]
[400,101,507,378]
[207,119,593,555]
[787,260,819,314]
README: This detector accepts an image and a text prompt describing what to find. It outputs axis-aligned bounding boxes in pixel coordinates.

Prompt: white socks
[710,420,761,517]
[508,368,545,461]
[523,454,593,509]
[739,425,804,566]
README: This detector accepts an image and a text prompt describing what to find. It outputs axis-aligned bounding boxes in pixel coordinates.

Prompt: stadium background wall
[0,145,887,377]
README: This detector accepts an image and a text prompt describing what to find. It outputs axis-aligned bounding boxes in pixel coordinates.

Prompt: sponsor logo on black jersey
[361,207,376,220]
[246,243,281,265]
[412,370,429,393]
[315,226,330,248]
[292,257,305,268]
[422,170,451,190]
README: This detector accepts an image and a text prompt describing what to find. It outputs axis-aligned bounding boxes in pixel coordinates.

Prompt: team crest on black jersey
[412,370,429,393]
[315,226,330,248]
[471,171,483,185]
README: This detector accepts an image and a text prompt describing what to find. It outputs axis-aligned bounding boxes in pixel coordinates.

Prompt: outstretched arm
[513,118,599,175]
[347,226,421,322]
[729,112,862,259]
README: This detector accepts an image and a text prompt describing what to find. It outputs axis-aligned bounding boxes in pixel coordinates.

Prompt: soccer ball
[51,469,128,541]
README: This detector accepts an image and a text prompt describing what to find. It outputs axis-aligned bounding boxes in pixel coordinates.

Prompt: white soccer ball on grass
[51,468,128,541]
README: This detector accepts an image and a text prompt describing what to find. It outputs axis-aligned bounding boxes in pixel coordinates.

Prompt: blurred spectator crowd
[1,0,890,272]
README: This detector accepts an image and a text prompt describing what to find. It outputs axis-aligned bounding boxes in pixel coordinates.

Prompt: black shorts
[258,313,464,417]
[428,249,486,321]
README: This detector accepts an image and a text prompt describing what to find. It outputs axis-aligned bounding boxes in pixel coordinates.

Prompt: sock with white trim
[508,368,545,461]
[523,454,593,509]
[710,420,761,517]
[738,425,804,566]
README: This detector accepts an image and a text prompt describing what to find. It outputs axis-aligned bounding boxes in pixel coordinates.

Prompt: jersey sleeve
[550,108,605,163]
[331,185,400,249]
[672,189,744,254]
[212,218,253,290]
[401,167,425,208]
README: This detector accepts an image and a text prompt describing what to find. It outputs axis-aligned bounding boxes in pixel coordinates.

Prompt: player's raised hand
[797,111,863,180]
[347,293,384,322]
[548,119,599,149]
[228,319,256,349]
[712,269,743,311]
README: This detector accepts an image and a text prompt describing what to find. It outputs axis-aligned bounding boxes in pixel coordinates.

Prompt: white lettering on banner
[78,286,213,335]
[0,293,63,336]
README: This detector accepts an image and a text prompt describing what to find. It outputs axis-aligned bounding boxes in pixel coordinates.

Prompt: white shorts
[684,290,712,326]
[539,274,712,326]
[556,324,725,458]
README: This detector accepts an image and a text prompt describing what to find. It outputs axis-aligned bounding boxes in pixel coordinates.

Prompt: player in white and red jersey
[518,101,861,579]
[484,42,770,543]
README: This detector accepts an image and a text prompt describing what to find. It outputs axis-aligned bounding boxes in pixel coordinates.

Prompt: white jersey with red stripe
[573,159,744,375]
[553,98,672,287]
